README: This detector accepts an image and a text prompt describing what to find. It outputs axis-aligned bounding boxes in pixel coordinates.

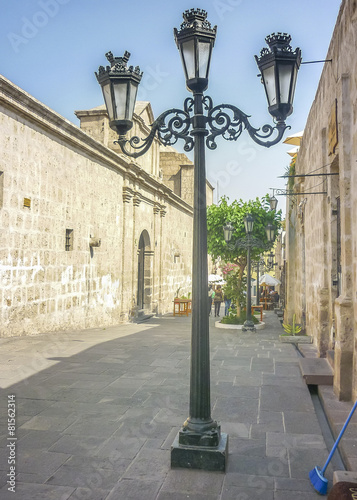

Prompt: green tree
[220,262,247,312]
[207,196,282,313]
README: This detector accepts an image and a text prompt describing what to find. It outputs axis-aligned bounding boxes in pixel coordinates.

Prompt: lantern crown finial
[178,8,216,34]
[257,32,301,63]
[265,32,292,50]
[97,51,142,81]
[183,8,207,23]
[258,33,301,64]
[105,50,130,68]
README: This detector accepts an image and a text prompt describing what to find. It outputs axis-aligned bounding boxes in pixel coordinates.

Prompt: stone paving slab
[0,312,353,498]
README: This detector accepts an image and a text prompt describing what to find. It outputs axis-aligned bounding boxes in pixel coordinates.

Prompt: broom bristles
[309,466,328,495]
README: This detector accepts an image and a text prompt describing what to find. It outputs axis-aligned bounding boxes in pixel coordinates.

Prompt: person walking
[224,293,231,316]
[208,286,214,315]
[214,286,223,317]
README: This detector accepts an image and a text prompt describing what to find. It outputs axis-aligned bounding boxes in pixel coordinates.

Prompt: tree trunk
[236,274,242,316]
[237,259,246,317]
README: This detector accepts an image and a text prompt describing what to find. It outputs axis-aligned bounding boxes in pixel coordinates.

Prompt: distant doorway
[137,230,152,311]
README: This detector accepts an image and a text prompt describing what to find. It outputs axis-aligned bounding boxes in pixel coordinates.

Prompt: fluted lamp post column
[95,8,300,471]
[254,256,266,306]
[243,214,255,331]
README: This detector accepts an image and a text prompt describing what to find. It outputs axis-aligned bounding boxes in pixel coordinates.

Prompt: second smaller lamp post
[224,215,275,331]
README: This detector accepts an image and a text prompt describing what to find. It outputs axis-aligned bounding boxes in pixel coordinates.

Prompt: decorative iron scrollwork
[227,236,272,252]
[115,107,194,158]
[115,96,290,158]
[206,103,289,150]
[206,104,249,150]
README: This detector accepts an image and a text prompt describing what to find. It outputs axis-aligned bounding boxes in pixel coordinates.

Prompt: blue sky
[0,0,342,210]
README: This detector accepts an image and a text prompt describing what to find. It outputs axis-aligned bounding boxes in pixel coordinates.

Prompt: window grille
[65,229,73,251]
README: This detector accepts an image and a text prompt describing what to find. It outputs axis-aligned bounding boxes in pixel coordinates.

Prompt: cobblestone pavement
[0,312,354,499]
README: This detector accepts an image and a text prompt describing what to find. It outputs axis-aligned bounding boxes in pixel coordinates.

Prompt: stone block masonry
[283,0,357,400]
[0,76,201,337]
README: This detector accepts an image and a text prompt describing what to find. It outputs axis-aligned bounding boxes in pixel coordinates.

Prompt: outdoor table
[251,305,263,321]
[173,299,192,316]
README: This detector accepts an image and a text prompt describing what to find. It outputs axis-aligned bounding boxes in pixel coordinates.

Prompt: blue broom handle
[321,399,357,475]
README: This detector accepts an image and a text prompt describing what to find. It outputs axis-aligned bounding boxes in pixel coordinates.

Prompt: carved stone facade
[284,0,357,401]
[0,76,213,337]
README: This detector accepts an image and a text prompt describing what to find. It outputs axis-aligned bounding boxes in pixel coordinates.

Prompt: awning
[208,274,226,285]
[258,274,281,286]
[287,146,299,157]
[283,130,304,146]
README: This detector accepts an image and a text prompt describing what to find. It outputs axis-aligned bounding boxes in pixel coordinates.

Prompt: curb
[215,321,266,330]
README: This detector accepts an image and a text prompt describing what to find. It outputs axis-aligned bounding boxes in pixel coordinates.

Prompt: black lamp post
[243,214,255,331]
[96,8,300,472]
[224,216,275,331]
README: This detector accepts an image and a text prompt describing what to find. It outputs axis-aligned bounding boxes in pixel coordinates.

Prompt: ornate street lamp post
[96,8,300,472]
[224,216,275,331]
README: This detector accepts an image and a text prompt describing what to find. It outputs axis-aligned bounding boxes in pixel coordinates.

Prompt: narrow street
[1,312,354,499]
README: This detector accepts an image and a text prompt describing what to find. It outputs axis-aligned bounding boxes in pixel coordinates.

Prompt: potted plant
[279,314,312,343]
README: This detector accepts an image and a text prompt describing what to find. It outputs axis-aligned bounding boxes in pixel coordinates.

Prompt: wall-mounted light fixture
[89,236,101,248]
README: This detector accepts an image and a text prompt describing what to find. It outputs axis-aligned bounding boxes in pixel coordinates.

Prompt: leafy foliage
[221,311,260,325]
[287,157,296,191]
[221,263,246,311]
[282,314,302,335]
[207,196,282,312]
[207,196,282,263]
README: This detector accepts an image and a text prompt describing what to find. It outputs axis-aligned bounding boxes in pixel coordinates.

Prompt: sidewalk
[0,312,355,499]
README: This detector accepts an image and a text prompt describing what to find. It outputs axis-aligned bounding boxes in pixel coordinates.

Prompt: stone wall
[159,147,214,207]
[273,228,286,308]
[0,75,198,337]
[76,102,161,179]
[284,0,357,400]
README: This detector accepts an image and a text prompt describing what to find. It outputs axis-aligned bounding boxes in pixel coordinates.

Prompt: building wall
[159,147,214,208]
[284,0,357,400]
[160,148,191,203]
[76,102,161,179]
[0,75,200,337]
[273,228,286,308]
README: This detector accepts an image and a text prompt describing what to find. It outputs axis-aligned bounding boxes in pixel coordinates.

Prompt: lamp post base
[171,432,228,471]
[242,320,256,332]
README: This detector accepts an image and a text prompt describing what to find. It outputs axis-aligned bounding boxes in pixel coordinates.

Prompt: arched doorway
[137,230,153,311]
